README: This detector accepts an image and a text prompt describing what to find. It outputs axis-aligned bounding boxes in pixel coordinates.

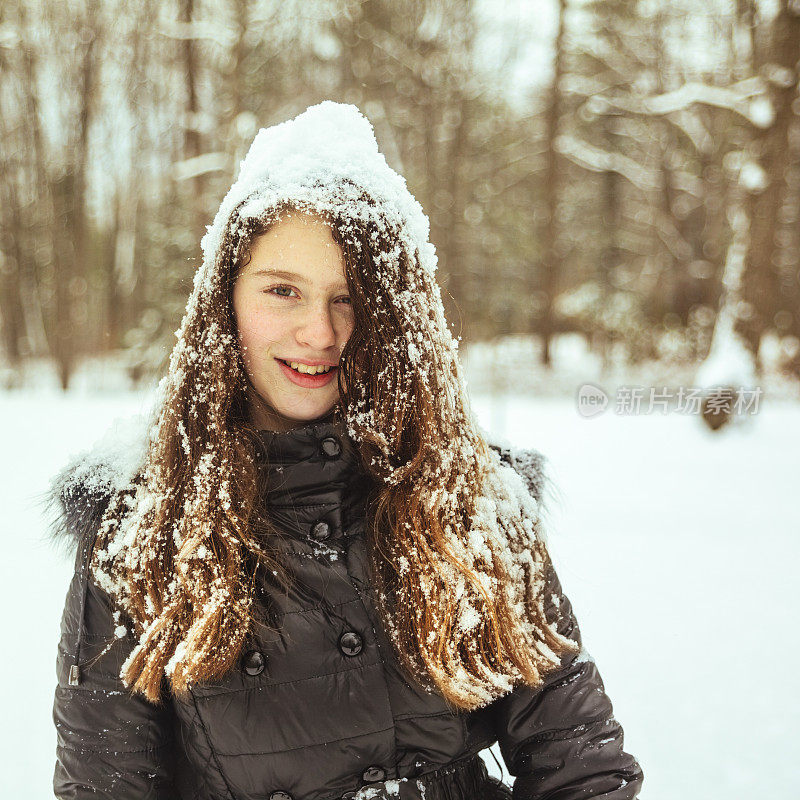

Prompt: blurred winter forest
[2,0,800,399]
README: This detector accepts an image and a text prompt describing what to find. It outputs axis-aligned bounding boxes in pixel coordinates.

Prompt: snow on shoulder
[480,424,549,507]
[46,412,151,549]
[43,408,552,550]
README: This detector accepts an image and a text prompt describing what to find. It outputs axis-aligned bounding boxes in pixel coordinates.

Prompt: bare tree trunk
[179,0,207,253]
[48,7,99,389]
[0,75,25,370]
[538,0,567,366]
[596,116,622,369]
[2,1,58,370]
[740,0,800,363]
[0,211,24,370]
[438,6,477,338]
[440,92,470,334]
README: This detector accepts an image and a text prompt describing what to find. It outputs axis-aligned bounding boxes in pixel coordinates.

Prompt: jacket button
[310,520,331,541]
[320,436,342,458]
[362,765,386,782]
[269,793,293,800]
[242,649,265,676]
[338,631,363,656]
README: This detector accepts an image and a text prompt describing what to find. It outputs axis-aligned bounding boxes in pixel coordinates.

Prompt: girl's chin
[249,386,338,427]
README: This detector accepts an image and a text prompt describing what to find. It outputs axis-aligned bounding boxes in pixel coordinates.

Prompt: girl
[50,101,643,800]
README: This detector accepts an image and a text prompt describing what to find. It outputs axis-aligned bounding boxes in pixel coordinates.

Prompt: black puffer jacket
[52,418,644,800]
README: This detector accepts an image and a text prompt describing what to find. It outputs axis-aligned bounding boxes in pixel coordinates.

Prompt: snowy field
[2,387,798,798]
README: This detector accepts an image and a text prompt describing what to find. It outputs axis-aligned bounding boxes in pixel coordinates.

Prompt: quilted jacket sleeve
[53,523,178,799]
[489,555,644,800]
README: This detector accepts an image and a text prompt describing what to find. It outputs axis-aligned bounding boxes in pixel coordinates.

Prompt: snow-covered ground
[3,388,798,798]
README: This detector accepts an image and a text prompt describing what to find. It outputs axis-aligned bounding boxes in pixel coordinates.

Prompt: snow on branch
[554,134,658,192]
[579,76,774,130]
[664,109,715,156]
[642,78,773,127]
[157,19,237,49]
[173,153,232,182]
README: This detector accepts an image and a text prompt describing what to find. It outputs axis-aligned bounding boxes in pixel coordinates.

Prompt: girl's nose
[296,306,337,349]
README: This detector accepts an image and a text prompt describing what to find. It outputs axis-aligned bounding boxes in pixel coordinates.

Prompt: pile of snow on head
[198,100,438,294]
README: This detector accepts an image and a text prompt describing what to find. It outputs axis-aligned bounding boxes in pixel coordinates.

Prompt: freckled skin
[232,211,354,432]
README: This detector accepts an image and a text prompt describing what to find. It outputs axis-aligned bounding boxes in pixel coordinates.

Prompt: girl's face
[232,211,354,431]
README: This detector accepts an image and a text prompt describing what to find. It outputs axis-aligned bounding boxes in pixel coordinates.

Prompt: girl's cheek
[242,310,273,340]
[238,324,267,360]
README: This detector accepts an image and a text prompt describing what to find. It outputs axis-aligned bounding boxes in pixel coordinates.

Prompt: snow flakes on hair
[82,100,578,708]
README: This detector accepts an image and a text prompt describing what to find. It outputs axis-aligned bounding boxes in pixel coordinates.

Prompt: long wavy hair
[90,192,578,710]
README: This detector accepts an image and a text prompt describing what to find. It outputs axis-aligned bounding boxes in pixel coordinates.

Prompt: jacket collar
[254,412,375,541]
[46,410,549,550]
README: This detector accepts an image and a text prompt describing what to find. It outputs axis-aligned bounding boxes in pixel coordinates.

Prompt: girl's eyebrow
[250,267,348,291]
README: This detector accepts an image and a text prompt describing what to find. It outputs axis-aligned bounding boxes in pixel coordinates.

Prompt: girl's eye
[265,285,352,305]
[265,285,297,298]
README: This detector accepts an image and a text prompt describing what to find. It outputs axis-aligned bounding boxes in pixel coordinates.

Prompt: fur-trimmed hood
[46,413,153,553]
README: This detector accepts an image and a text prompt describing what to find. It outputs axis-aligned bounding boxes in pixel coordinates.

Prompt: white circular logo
[576,383,609,418]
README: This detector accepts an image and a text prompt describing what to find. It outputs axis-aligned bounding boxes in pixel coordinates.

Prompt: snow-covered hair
[90,101,578,708]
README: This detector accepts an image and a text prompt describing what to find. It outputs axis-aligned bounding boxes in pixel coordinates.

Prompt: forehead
[242,212,347,288]
[249,211,337,250]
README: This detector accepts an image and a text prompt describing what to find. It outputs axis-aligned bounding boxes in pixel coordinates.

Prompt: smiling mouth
[277,358,337,375]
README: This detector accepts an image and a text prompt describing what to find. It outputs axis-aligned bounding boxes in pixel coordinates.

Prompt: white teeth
[287,361,332,374]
